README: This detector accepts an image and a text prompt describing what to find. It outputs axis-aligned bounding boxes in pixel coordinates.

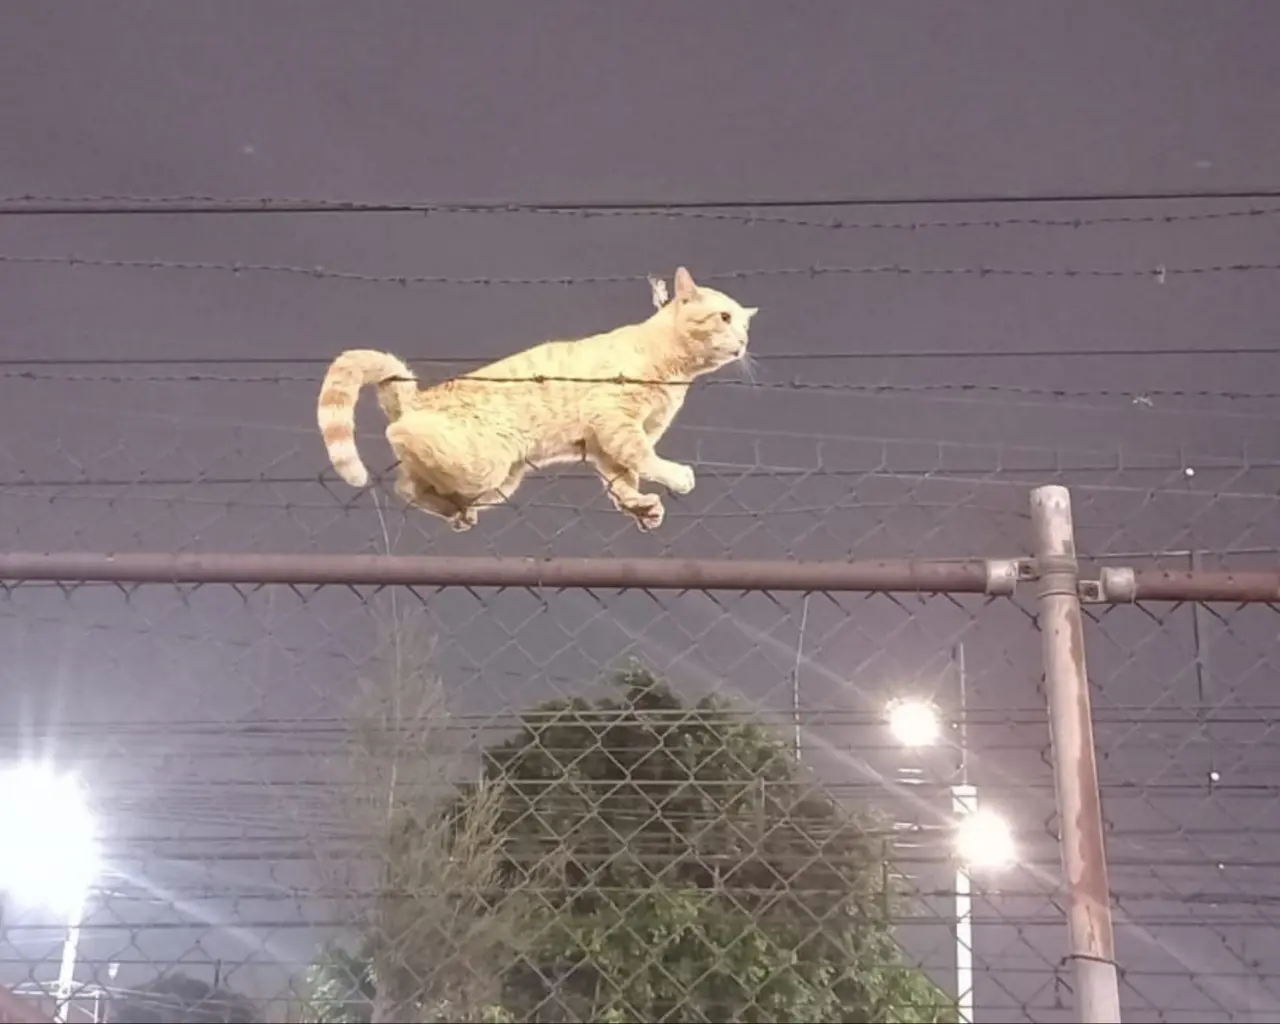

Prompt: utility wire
[4,346,1280,367]
[2,252,1277,286]
[5,186,1280,213]
[4,464,1277,500]
[7,367,1280,406]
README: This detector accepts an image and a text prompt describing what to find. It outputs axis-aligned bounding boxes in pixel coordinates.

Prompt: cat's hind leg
[388,416,524,532]
[392,465,475,530]
[468,462,529,516]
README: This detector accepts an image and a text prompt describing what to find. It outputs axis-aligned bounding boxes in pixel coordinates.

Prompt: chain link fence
[0,570,1029,1022]
[2,442,1279,1020]
[1081,597,1280,1021]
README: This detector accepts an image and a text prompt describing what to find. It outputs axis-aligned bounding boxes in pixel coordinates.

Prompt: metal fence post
[1029,485,1122,1023]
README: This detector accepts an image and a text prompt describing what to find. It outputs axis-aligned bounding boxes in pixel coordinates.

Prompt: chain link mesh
[1080,597,1280,1021]
[0,573,1064,1023]
[3,415,1280,1021]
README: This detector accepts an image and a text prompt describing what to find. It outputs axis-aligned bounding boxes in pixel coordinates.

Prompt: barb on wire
[2,251,1279,286]
[5,192,1280,231]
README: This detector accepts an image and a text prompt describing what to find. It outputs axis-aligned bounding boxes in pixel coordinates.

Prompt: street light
[886,697,943,748]
[0,763,100,1024]
[956,806,1016,870]
[0,763,99,912]
[883,646,1010,1024]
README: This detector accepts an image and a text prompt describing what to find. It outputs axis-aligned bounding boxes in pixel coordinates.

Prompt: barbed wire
[6,192,1280,230]
[7,344,1280,366]
[2,251,1278,287]
[2,474,1274,506]
[5,396,1271,465]
[4,466,1277,509]
[2,486,964,521]
[17,372,1280,430]
[7,365,1280,406]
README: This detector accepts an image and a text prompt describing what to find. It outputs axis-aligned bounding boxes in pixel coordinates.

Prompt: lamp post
[0,763,100,1024]
[885,645,1012,1024]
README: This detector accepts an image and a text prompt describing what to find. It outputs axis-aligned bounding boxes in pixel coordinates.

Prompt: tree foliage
[300,943,377,1024]
[304,665,955,1023]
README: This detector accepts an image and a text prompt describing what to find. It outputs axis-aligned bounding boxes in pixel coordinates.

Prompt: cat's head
[667,266,758,370]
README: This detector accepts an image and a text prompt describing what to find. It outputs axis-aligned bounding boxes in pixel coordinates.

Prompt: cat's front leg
[622,492,665,531]
[644,457,695,494]
[586,451,667,531]
[593,420,696,496]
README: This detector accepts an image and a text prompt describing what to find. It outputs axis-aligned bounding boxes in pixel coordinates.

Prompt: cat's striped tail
[317,349,417,488]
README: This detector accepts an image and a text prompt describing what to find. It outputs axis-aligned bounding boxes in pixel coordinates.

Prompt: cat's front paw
[627,494,666,531]
[662,463,696,495]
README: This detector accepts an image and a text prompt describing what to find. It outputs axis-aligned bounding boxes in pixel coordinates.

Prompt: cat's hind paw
[449,507,479,532]
[626,494,666,532]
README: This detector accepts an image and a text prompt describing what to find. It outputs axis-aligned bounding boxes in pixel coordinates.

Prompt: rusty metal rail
[0,551,1020,594]
[1090,566,1280,603]
[5,552,1280,603]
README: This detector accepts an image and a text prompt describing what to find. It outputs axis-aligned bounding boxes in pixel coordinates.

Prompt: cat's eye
[719,311,732,323]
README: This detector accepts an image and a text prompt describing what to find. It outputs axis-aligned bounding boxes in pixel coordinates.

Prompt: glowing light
[955,807,1015,869]
[0,763,99,912]
[886,699,942,747]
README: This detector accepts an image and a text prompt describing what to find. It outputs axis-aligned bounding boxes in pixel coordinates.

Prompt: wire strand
[6,366,1280,406]
[6,194,1280,231]
[5,345,1280,367]
[2,251,1276,286]
[6,185,1280,211]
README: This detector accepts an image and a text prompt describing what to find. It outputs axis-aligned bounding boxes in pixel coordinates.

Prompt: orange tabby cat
[316,266,758,531]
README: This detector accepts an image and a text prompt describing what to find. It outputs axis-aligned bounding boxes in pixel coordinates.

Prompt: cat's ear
[673,266,699,301]
[744,307,759,321]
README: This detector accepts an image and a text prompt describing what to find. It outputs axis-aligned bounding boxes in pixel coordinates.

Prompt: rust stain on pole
[0,551,999,593]
[1067,609,1116,964]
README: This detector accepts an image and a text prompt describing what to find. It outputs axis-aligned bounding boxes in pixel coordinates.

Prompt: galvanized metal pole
[791,594,809,761]
[1029,485,1121,1023]
[951,643,976,1024]
[51,895,85,1024]
[951,781,977,1024]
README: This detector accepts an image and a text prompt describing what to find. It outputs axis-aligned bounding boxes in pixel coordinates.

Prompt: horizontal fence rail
[3,552,1277,603]
[0,552,1014,593]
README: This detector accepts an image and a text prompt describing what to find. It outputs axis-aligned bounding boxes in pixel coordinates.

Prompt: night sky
[2,3,1280,1021]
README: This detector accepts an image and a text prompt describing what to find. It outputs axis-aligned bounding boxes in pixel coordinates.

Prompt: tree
[303,665,955,1023]
[299,622,532,1024]
[300,943,376,1024]
[106,972,262,1023]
